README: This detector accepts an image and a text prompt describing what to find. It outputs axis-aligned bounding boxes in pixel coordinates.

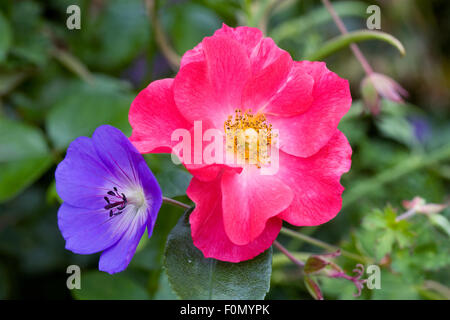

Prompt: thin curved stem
[257,0,288,34]
[280,227,374,264]
[162,196,191,210]
[273,240,305,268]
[396,208,417,222]
[306,30,405,61]
[321,0,373,75]
[146,0,181,70]
[161,198,373,264]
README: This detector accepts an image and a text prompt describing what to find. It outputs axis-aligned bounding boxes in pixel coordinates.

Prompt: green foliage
[69,0,150,71]
[0,118,53,203]
[72,271,150,300]
[9,0,50,67]
[0,0,449,300]
[45,76,134,150]
[164,208,273,300]
[321,205,450,300]
[164,3,222,55]
[0,11,11,62]
[359,206,414,260]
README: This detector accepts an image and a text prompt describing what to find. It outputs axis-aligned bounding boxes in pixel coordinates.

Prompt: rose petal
[129,79,191,154]
[174,35,251,129]
[221,167,293,245]
[268,61,351,158]
[277,130,352,226]
[187,176,282,262]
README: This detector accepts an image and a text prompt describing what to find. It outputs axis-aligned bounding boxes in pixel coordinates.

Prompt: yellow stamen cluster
[224,109,275,168]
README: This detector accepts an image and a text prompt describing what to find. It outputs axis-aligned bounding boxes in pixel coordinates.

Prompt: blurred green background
[0,0,449,300]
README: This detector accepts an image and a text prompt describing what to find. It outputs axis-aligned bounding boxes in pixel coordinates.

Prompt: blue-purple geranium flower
[56,125,162,274]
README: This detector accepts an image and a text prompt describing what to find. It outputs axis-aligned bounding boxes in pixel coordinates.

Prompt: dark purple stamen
[104,187,127,217]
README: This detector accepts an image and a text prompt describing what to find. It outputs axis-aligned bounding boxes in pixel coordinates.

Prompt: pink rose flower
[129,24,352,262]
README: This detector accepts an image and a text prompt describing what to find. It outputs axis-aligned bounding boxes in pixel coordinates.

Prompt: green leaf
[45,76,133,150]
[306,30,406,61]
[72,270,149,300]
[0,118,53,203]
[164,208,273,300]
[46,180,62,205]
[0,11,12,62]
[9,0,49,66]
[428,213,450,237]
[375,231,395,260]
[376,115,417,148]
[72,0,150,71]
[154,271,178,300]
[156,168,192,198]
[165,3,222,55]
[371,270,420,300]
[144,153,192,198]
[0,71,27,97]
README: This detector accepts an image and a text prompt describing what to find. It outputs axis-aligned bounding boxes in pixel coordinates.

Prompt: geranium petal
[135,160,162,237]
[55,136,121,209]
[92,125,146,187]
[99,213,147,274]
[58,203,129,254]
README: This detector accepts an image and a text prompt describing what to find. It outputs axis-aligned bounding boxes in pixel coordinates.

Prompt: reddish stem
[273,240,305,268]
[321,0,374,76]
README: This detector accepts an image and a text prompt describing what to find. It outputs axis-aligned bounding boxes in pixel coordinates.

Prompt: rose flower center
[224,109,276,168]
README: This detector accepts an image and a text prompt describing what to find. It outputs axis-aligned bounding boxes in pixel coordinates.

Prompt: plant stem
[423,280,450,300]
[273,240,305,267]
[257,0,287,34]
[280,227,373,264]
[146,0,181,70]
[321,0,373,75]
[306,30,405,61]
[395,208,417,222]
[50,47,94,84]
[162,196,191,210]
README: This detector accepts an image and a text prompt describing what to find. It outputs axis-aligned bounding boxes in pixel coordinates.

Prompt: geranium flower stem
[162,196,191,210]
[273,240,305,268]
[280,227,373,264]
